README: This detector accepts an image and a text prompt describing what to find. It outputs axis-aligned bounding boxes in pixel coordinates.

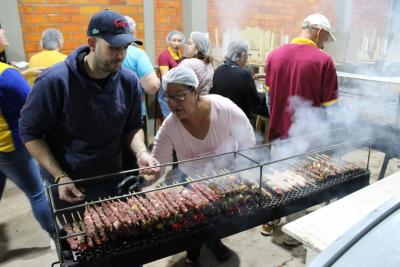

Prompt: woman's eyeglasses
[162,88,193,103]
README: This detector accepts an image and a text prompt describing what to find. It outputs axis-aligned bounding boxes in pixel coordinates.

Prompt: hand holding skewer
[137,151,160,175]
[58,176,85,203]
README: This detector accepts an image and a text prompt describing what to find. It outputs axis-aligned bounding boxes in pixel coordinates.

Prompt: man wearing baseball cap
[19,9,159,205]
[261,13,339,245]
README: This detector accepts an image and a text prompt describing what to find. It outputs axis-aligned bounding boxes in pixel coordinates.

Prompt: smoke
[263,1,400,163]
[212,0,252,58]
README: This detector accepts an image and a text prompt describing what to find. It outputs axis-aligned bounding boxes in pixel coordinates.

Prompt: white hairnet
[190,31,210,55]
[162,66,199,90]
[166,31,185,44]
[225,39,250,61]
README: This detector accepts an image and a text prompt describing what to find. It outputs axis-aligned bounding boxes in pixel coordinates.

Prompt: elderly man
[261,13,339,245]
[211,39,262,119]
[266,13,338,142]
[28,28,67,86]
[19,10,159,205]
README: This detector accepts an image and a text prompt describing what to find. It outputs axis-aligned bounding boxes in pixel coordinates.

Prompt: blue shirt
[122,45,154,78]
[19,46,143,180]
[0,63,30,152]
[122,45,155,117]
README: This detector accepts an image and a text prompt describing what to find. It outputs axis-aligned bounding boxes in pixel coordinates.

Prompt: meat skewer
[62,214,81,250]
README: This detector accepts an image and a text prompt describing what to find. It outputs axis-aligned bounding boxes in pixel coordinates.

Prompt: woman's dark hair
[185,85,196,92]
[194,51,213,64]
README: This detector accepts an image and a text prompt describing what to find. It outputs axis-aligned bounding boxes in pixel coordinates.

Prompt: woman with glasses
[179,31,214,95]
[148,66,255,265]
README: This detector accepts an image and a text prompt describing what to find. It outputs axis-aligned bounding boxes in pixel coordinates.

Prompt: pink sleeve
[225,99,256,149]
[152,119,174,173]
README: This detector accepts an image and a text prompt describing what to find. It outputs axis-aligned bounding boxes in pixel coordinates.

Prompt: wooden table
[282,171,400,265]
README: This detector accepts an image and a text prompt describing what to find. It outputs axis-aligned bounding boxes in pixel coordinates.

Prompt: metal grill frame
[48,139,372,267]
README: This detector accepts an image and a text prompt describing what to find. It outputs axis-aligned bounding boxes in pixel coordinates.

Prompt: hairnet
[166,31,185,44]
[190,31,210,56]
[41,28,63,50]
[162,66,199,90]
[124,16,136,33]
[225,39,250,61]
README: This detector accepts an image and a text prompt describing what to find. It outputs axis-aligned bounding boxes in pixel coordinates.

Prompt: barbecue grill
[49,139,371,267]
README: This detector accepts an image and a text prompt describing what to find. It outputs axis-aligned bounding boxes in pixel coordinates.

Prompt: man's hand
[137,151,160,175]
[58,176,85,203]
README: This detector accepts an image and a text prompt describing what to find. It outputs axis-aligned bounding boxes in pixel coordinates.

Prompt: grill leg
[378,154,392,180]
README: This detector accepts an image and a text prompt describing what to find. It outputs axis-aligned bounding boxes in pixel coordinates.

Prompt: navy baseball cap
[87,9,143,47]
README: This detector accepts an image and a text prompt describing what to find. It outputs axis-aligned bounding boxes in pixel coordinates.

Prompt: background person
[123,16,160,95]
[0,28,54,240]
[122,15,160,170]
[211,39,263,119]
[157,30,185,118]
[262,13,338,246]
[27,28,67,86]
[180,31,214,95]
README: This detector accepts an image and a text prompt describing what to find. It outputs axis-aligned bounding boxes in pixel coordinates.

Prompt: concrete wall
[1,0,25,61]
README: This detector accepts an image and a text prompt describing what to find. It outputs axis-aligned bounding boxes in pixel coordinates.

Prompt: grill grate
[63,169,366,264]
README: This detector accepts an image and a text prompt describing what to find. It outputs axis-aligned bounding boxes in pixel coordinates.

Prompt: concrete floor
[0,148,398,267]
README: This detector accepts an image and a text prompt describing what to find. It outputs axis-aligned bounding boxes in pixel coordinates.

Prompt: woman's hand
[137,151,160,175]
[142,174,158,185]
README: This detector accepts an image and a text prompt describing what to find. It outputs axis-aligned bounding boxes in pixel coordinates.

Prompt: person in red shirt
[265,13,338,142]
[262,13,338,246]
[157,31,185,118]
[158,31,185,76]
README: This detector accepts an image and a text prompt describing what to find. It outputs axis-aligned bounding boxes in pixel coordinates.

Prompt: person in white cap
[261,13,339,245]
[265,13,338,142]
[147,66,255,265]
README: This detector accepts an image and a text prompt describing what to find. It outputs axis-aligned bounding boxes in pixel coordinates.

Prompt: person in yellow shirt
[28,28,67,86]
[0,29,54,244]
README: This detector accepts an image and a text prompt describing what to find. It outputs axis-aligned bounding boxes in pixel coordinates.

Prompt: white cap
[302,13,336,42]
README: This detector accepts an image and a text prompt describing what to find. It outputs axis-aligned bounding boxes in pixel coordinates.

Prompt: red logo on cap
[114,19,128,28]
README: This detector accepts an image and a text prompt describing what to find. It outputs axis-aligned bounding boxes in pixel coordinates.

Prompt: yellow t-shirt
[28,50,67,86]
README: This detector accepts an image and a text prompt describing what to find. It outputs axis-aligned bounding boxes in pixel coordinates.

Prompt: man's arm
[25,139,85,203]
[140,72,160,95]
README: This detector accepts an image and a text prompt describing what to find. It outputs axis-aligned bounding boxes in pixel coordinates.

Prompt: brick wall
[18,0,144,59]
[352,0,390,37]
[207,0,335,52]
[153,0,184,63]
[16,0,392,62]
[207,0,391,54]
